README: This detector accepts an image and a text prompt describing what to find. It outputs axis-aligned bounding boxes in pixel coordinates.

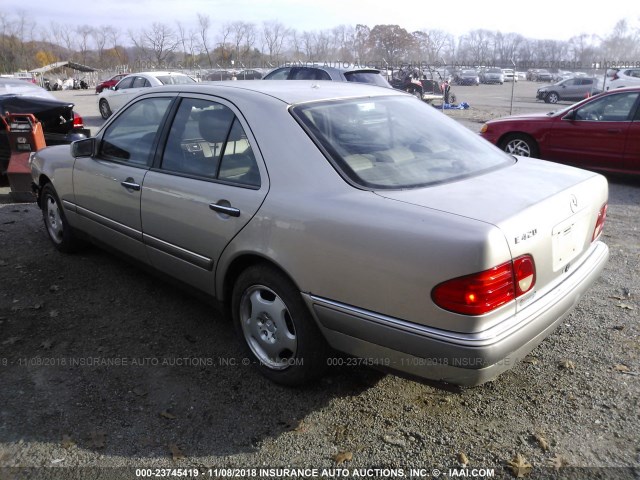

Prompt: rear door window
[160,98,260,187]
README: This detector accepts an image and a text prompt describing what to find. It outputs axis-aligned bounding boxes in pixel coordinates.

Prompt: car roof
[270,65,382,74]
[123,71,190,78]
[0,78,53,99]
[150,80,403,105]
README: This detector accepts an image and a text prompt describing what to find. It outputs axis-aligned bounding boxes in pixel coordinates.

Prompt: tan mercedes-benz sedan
[30,81,609,386]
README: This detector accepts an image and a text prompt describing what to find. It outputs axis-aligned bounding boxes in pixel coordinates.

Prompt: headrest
[198,108,234,143]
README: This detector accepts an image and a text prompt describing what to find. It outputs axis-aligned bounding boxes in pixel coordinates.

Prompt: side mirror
[562,110,577,121]
[72,138,96,158]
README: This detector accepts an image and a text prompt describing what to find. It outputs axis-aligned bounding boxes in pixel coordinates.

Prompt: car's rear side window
[290,68,331,80]
[292,96,513,189]
[160,98,260,187]
[156,75,196,85]
[344,71,389,87]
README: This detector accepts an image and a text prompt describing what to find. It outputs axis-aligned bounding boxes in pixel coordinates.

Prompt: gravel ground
[0,85,639,480]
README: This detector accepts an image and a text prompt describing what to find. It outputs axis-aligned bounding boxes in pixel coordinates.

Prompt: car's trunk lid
[374,157,608,308]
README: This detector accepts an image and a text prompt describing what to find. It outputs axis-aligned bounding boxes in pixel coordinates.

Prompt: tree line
[1,11,639,74]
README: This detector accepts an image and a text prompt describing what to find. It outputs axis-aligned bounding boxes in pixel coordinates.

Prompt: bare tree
[217,23,234,64]
[287,29,302,62]
[413,29,455,63]
[76,25,93,65]
[457,29,494,65]
[241,23,256,62]
[330,25,355,61]
[196,13,213,68]
[175,21,197,68]
[228,21,256,63]
[131,22,179,67]
[262,20,288,63]
[92,25,109,65]
[105,26,126,68]
[353,24,370,62]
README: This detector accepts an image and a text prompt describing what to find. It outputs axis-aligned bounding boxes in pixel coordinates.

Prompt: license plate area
[552,210,589,271]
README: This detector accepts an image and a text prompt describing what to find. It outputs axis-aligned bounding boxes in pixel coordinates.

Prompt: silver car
[30,82,609,387]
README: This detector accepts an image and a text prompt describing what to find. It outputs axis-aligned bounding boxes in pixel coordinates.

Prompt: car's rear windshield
[291,96,513,189]
[344,71,389,87]
[156,75,196,85]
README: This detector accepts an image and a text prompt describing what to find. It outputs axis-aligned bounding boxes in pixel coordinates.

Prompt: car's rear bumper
[304,240,609,386]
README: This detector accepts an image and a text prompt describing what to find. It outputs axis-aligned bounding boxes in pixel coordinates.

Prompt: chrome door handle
[209,202,240,217]
[121,178,141,191]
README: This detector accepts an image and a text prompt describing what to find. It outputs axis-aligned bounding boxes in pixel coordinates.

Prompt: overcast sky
[6,0,639,42]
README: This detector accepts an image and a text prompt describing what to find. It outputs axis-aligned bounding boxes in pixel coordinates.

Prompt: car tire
[545,92,559,104]
[41,183,83,253]
[99,99,112,119]
[499,133,539,158]
[232,264,329,386]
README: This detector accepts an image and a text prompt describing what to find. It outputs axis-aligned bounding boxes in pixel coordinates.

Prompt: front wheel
[99,99,112,119]
[41,183,83,253]
[499,133,539,158]
[232,264,329,386]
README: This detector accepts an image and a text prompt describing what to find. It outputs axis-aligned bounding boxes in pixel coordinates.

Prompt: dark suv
[263,65,390,87]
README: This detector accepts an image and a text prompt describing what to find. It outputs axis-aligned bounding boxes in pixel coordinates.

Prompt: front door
[546,91,639,170]
[72,96,173,259]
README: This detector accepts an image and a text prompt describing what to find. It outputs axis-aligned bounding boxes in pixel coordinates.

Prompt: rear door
[140,95,268,296]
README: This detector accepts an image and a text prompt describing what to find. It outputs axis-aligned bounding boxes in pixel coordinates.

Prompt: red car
[480,86,640,175]
[94,73,127,94]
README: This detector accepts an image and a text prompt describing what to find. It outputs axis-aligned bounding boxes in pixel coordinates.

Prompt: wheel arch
[497,131,541,158]
[220,253,302,308]
[498,131,538,147]
[35,173,53,208]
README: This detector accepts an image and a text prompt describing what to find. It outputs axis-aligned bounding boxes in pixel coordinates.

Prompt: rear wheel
[545,92,559,104]
[500,133,539,158]
[41,183,83,253]
[99,99,112,119]
[232,264,329,386]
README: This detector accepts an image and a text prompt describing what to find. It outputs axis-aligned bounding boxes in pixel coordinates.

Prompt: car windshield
[344,71,389,87]
[155,75,196,85]
[292,96,513,189]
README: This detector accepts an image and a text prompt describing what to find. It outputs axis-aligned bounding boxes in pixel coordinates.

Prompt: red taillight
[432,255,536,316]
[592,203,608,241]
[73,112,84,128]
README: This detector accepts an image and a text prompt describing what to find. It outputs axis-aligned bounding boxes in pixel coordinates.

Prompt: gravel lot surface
[0,81,639,480]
